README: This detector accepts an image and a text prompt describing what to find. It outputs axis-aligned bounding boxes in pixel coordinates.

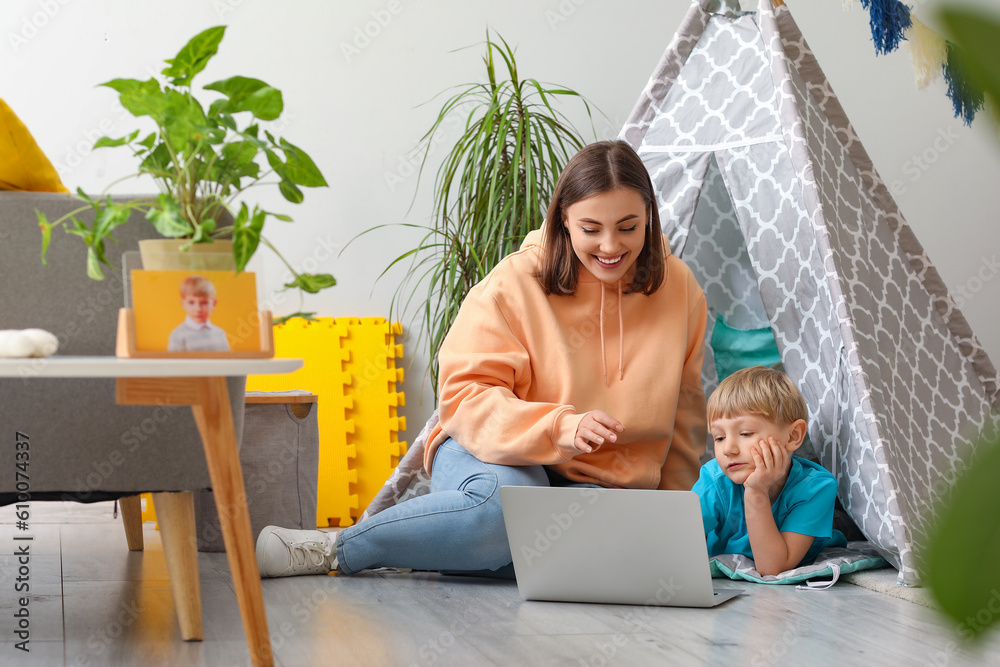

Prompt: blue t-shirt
[692,456,847,567]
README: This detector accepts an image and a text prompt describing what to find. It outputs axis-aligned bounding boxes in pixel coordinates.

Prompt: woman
[257,140,707,578]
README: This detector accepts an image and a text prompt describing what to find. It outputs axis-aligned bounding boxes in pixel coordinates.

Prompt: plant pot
[138,239,236,272]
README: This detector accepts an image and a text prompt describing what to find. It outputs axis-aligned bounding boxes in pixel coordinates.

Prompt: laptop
[499,486,741,607]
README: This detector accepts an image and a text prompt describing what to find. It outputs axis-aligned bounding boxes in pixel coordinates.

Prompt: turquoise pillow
[710,315,781,381]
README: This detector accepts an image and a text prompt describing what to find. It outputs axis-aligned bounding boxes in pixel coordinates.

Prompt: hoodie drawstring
[618,280,624,381]
[600,281,607,386]
[599,280,625,386]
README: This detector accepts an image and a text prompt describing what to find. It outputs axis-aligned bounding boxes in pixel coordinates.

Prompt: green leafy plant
[37,25,334,319]
[358,33,596,396]
[924,3,1000,642]
[925,425,1000,641]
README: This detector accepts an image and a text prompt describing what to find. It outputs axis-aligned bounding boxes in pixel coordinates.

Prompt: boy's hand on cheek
[743,436,789,495]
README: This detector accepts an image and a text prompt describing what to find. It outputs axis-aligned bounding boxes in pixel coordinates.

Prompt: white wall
[5,0,1000,435]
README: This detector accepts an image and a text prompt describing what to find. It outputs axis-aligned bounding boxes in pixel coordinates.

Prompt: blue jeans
[334,438,549,575]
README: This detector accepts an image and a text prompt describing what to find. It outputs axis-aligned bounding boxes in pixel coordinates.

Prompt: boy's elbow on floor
[754,557,796,576]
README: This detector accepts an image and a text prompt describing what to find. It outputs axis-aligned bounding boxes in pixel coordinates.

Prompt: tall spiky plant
[369,33,596,398]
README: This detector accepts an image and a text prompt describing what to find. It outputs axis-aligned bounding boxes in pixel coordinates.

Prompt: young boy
[167,275,230,352]
[692,366,846,576]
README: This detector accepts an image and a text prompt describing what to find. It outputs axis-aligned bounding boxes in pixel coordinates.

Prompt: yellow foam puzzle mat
[247,317,406,527]
[139,493,156,525]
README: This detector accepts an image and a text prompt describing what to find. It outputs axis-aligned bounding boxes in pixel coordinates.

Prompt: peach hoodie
[423,229,708,491]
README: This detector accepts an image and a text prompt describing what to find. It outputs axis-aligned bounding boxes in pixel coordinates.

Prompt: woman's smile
[594,253,626,268]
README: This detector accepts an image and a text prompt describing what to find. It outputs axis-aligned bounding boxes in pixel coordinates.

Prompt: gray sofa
[0,191,244,502]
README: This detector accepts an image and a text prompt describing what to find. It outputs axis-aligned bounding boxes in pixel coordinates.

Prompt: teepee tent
[620,0,999,585]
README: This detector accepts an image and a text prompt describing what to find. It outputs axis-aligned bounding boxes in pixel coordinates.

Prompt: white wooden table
[0,356,302,667]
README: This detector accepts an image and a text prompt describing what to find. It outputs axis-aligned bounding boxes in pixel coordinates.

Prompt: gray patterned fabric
[359,410,436,523]
[620,0,1000,585]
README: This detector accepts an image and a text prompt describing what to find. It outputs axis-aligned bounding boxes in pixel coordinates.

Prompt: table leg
[119,494,144,551]
[191,377,273,667]
[152,491,203,641]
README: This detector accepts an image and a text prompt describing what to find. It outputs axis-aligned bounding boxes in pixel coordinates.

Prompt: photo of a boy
[167,275,231,352]
[693,366,847,576]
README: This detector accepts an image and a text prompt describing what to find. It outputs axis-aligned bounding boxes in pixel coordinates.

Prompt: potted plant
[37,25,334,320]
[363,33,596,396]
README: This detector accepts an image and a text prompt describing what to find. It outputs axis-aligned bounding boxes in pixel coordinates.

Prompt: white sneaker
[256,526,338,577]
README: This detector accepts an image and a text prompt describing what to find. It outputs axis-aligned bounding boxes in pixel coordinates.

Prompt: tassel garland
[904,15,947,90]
[942,42,986,126]
[845,0,993,126]
[860,0,913,55]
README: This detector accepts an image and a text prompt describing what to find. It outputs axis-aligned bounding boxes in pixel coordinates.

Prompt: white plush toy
[0,329,59,358]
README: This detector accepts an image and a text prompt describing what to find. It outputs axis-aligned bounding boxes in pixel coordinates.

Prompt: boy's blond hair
[707,366,808,425]
[179,275,216,298]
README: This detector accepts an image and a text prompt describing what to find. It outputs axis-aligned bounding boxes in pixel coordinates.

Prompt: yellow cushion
[0,97,68,193]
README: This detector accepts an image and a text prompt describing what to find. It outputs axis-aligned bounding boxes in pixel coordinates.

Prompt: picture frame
[116,268,273,359]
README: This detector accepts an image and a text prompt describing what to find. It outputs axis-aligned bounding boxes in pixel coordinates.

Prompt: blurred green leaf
[926,6,1000,641]
[74,188,96,206]
[217,112,237,131]
[136,132,157,150]
[205,76,283,120]
[146,194,194,237]
[86,247,105,280]
[277,138,327,187]
[221,139,259,167]
[37,210,52,264]
[93,130,139,149]
[926,426,1000,641]
[216,140,261,185]
[278,179,303,204]
[92,198,131,240]
[101,78,165,119]
[162,25,225,87]
[284,273,336,293]
[199,216,217,237]
[939,6,1000,119]
[139,143,171,174]
[232,203,265,272]
[160,88,208,151]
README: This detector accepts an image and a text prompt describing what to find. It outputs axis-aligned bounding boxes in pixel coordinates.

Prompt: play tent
[620,0,999,585]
